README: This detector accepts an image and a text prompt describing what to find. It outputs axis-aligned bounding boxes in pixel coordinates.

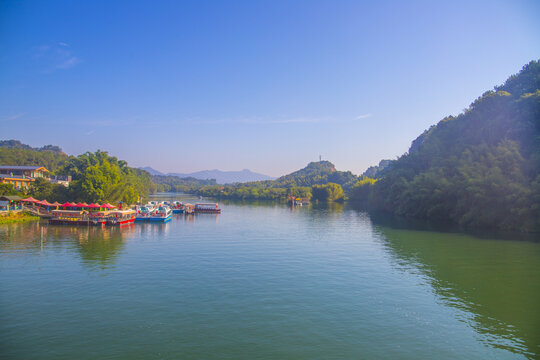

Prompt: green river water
[1,194,539,359]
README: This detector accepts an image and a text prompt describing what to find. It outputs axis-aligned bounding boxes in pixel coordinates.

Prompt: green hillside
[0,142,157,203]
[0,140,68,173]
[352,60,540,232]
[197,161,358,200]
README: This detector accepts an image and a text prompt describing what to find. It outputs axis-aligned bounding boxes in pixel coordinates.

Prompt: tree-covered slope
[0,140,68,172]
[196,161,358,200]
[0,141,157,203]
[353,60,540,232]
[256,161,358,191]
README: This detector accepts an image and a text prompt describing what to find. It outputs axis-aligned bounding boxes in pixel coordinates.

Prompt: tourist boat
[88,211,109,226]
[49,209,87,225]
[149,206,172,222]
[171,201,184,214]
[49,209,107,226]
[107,209,136,226]
[135,206,153,221]
[194,203,221,214]
[183,203,195,215]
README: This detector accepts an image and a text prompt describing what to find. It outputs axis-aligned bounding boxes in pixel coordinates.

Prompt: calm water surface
[1,195,539,359]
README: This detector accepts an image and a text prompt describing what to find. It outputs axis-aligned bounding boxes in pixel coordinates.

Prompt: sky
[0,0,539,177]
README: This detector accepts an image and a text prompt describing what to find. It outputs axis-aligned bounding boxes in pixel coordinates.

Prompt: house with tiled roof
[0,166,49,190]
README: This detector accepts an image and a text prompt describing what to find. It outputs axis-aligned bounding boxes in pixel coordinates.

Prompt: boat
[183,203,194,215]
[134,206,153,222]
[149,206,172,222]
[48,209,107,226]
[194,203,221,214]
[107,209,136,226]
[171,201,184,214]
[88,211,110,226]
[49,209,87,225]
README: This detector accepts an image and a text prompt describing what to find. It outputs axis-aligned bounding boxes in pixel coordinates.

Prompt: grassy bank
[0,211,40,224]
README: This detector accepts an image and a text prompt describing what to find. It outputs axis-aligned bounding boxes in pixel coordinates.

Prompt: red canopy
[102,203,116,209]
[88,203,101,208]
[74,203,86,208]
[51,202,61,206]
[41,200,53,206]
[61,202,76,207]
[81,202,89,207]
[21,197,39,203]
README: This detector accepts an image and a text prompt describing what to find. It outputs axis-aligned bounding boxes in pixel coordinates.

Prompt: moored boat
[184,203,195,214]
[134,206,152,222]
[48,209,107,226]
[195,203,221,214]
[171,201,184,214]
[49,209,88,225]
[107,209,136,225]
[149,206,172,222]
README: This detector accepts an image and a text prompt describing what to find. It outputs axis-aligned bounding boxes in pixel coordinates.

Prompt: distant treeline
[151,175,217,193]
[351,60,540,232]
[192,161,355,201]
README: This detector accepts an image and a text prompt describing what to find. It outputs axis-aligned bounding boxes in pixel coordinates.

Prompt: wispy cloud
[33,42,81,71]
[240,117,321,125]
[355,113,372,120]
[0,113,25,122]
[57,56,80,69]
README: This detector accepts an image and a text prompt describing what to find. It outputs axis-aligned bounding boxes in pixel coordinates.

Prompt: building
[0,166,49,190]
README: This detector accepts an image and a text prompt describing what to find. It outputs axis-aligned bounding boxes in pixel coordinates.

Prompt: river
[1,194,539,359]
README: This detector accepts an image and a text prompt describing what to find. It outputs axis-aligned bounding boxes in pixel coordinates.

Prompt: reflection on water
[376,227,540,358]
[0,222,138,270]
[1,197,539,359]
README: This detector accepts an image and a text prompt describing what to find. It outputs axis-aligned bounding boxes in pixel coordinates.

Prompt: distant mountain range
[139,166,275,184]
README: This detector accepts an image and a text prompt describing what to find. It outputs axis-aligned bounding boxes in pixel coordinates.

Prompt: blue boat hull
[149,215,172,222]
[172,209,184,214]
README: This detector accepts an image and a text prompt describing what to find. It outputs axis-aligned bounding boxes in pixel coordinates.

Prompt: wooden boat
[88,211,110,226]
[107,209,136,226]
[194,203,221,214]
[49,209,107,226]
[49,209,87,225]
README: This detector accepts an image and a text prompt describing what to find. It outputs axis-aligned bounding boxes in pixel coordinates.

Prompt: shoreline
[0,211,40,225]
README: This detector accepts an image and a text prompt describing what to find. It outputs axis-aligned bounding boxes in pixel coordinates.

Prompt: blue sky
[1,0,538,176]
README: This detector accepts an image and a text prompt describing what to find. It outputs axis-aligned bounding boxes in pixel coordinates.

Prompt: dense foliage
[0,141,68,173]
[57,150,156,203]
[352,60,540,232]
[0,142,157,204]
[151,175,217,193]
[195,161,358,200]
[311,183,345,202]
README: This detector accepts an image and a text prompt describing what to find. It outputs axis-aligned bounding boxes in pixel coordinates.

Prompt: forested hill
[352,60,540,232]
[0,140,68,171]
[196,161,359,200]
[245,161,358,191]
[0,140,64,153]
[0,141,156,203]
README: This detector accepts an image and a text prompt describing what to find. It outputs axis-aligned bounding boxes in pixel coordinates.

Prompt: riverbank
[0,211,40,224]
